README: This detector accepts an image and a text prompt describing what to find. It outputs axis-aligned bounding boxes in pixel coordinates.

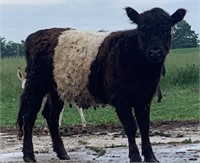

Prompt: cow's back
[25,28,67,61]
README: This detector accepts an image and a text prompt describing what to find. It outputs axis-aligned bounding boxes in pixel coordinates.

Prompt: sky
[1,0,199,43]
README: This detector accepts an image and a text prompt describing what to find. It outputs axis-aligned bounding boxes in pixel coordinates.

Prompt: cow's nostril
[149,48,163,58]
[149,49,162,55]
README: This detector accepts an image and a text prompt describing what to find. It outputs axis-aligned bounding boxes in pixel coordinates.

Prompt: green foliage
[0,36,25,58]
[172,20,199,49]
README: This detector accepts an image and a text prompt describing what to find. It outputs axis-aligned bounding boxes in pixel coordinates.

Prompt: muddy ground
[0,120,199,162]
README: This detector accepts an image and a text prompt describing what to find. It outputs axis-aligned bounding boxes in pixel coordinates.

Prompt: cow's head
[125,7,186,63]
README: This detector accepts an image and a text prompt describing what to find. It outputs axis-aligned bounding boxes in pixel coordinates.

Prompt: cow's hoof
[57,152,70,160]
[23,154,36,162]
[144,157,159,162]
[130,156,142,162]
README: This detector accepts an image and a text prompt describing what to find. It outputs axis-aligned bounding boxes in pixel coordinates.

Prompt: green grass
[151,87,199,121]
[0,47,199,127]
[167,48,199,67]
[0,57,26,127]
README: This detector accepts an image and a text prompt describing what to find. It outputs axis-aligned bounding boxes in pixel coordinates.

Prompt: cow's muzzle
[148,48,164,63]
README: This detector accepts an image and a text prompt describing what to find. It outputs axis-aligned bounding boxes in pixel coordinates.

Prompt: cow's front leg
[115,104,142,162]
[135,106,159,162]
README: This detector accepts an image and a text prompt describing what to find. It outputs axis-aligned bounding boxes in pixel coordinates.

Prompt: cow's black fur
[17,7,186,162]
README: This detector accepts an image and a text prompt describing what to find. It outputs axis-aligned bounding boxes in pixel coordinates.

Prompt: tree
[0,36,7,57]
[172,20,199,49]
[0,36,25,58]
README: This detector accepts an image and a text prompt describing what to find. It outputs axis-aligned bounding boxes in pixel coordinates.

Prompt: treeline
[0,20,199,58]
[0,38,25,58]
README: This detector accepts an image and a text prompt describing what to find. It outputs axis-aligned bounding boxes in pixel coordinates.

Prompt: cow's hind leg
[114,102,142,162]
[42,89,70,160]
[135,106,159,162]
[20,75,47,162]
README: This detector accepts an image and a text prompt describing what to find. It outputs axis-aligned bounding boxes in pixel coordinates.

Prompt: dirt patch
[0,120,200,162]
[2,120,199,136]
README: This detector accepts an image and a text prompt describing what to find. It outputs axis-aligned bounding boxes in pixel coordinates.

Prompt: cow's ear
[125,7,140,24]
[17,67,25,81]
[171,8,186,24]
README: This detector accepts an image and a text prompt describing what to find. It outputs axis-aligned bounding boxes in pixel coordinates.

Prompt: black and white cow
[17,7,186,162]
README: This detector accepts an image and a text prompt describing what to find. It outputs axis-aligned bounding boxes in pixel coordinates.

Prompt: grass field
[0,47,199,127]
